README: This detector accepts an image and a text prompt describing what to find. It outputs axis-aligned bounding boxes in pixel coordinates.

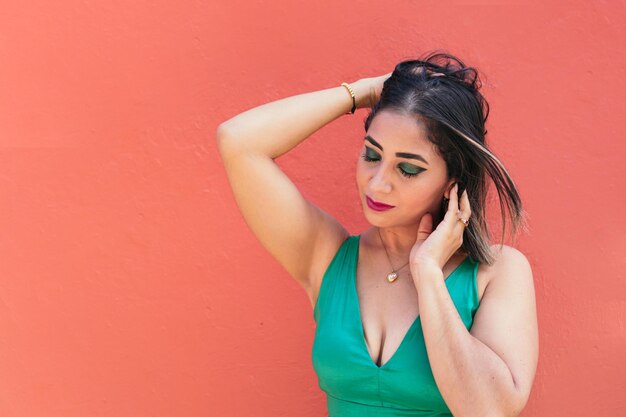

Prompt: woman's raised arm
[215,75,388,302]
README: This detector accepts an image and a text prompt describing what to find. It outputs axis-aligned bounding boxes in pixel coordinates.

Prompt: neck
[376,225,417,256]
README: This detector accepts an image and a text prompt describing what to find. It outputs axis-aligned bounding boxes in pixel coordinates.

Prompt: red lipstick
[366,195,395,211]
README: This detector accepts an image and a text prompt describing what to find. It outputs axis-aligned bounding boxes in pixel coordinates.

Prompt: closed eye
[361,147,426,178]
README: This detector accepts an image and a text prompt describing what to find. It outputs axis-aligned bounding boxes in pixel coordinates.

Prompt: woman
[217,51,538,417]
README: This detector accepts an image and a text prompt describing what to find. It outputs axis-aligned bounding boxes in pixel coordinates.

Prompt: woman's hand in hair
[351,72,392,109]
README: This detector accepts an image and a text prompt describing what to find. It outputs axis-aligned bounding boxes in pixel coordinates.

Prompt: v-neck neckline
[351,234,470,369]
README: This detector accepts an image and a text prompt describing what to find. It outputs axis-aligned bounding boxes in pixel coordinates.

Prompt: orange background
[1,1,625,416]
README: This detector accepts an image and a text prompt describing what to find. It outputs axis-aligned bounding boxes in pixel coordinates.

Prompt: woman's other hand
[351,72,392,109]
[409,183,471,285]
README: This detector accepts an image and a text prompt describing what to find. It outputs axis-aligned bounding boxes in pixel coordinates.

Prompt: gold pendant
[387,272,398,283]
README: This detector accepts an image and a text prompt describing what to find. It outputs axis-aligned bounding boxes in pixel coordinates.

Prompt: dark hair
[364,50,528,265]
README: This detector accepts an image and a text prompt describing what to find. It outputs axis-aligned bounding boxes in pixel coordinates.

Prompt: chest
[311,234,484,411]
[354,251,489,368]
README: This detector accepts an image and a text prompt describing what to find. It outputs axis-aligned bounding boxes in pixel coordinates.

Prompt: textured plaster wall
[0,1,624,416]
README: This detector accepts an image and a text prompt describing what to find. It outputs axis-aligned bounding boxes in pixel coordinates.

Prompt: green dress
[312,234,481,416]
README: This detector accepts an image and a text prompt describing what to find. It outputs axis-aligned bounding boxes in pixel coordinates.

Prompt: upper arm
[216,130,349,293]
[470,245,539,412]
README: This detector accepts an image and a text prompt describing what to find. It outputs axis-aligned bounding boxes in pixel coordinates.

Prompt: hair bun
[393,51,482,91]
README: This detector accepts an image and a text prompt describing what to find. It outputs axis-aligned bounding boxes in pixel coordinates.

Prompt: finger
[416,212,433,242]
[443,183,460,224]
[459,189,471,220]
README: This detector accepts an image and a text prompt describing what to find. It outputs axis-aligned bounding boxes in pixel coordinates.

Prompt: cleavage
[356,266,419,367]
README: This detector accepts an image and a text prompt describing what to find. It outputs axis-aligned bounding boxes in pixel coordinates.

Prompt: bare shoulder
[478,244,533,291]
[306,217,351,309]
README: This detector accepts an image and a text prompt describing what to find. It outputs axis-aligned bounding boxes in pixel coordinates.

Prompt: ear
[443,178,457,199]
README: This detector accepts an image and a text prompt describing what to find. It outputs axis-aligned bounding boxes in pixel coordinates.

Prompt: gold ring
[457,216,470,227]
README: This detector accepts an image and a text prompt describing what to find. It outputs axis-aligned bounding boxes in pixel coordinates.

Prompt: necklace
[377,228,410,283]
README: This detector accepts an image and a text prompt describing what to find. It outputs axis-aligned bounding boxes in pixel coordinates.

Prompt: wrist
[411,258,443,282]
[350,79,373,109]
[413,266,443,289]
[340,82,357,114]
[340,79,372,110]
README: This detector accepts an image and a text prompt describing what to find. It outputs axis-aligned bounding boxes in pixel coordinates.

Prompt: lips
[366,195,395,211]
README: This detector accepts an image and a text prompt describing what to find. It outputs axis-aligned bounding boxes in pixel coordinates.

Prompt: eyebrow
[364,135,429,165]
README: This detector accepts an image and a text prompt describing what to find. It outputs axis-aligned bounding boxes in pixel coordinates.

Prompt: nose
[369,165,392,194]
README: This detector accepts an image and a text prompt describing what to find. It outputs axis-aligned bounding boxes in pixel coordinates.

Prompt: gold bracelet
[341,82,356,114]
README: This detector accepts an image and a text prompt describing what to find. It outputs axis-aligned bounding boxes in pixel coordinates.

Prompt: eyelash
[360,152,423,178]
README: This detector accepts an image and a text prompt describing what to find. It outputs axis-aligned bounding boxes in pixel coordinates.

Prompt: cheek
[355,167,364,193]
[403,182,443,208]
[355,163,368,187]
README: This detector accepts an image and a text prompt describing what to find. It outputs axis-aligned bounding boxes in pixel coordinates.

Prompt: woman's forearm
[216,83,358,159]
[416,268,521,417]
